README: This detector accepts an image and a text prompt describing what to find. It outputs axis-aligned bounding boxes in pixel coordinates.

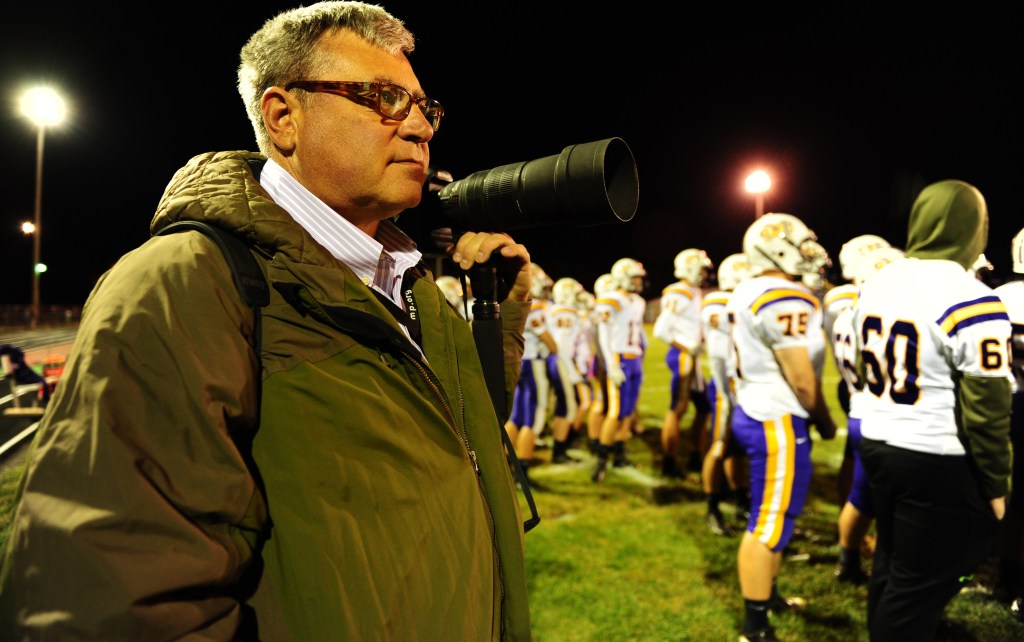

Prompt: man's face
[288,30,434,230]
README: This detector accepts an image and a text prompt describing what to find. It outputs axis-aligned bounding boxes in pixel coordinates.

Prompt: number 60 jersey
[852,257,1013,455]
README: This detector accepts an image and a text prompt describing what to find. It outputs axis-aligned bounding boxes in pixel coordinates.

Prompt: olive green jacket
[0,151,532,641]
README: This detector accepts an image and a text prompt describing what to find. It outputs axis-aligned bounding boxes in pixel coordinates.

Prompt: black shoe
[768,593,806,612]
[834,564,870,585]
[686,451,702,474]
[705,511,733,536]
[661,456,683,479]
[592,458,608,483]
[551,452,580,464]
[612,455,633,469]
[739,626,779,642]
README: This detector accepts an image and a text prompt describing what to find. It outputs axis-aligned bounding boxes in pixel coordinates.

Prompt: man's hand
[450,231,531,302]
[814,417,837,441]
[991,496,1006,520]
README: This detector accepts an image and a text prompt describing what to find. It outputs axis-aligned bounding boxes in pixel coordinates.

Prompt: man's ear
[262,87,299,153]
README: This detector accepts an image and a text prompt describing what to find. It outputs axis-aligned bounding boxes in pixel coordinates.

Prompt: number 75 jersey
[727,274,826,420]
[852,257,1013,454]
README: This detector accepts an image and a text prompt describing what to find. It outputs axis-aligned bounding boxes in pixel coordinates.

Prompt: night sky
[2,4,1021,307]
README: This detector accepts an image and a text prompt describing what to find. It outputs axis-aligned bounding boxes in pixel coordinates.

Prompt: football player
[989,227,1024,620]
[505,263,557,490]
[547,277,587,464]
[700,252,758,536]
[591,258,648,482]
[827,244,903,585]
[853,180,1013,639]
[585,274,618,454]
[728,213,837,642]
[652,248,713,479]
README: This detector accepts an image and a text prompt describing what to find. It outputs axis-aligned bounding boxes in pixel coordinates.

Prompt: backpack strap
[154,221,269,355]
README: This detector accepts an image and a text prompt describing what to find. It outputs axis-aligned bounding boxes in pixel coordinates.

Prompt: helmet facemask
[673,249,713,287]
[745,213,822,277]
[611,258,647,293]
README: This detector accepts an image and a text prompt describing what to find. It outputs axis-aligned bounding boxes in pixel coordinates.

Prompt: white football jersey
[548,303,583,367]
[595,290,645,357]
[822,283,859,342]
[728,275,826,420]
[829,302,868,418]
[701,290,733,387]
[652,281,703,353]
[523,299,552,360]
[628,292,648,358]
[576,311,598,377]
[993,279,1024,392]
[853,258,1014,454]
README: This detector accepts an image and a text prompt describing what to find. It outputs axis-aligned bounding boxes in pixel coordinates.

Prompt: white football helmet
[577,290,596,311]
[594,273,617,296]
[716,253,760,292]
[610,257,647,292]
[530,264,553,299]
[673,248,713,286]
[552,277,584,306]
[969,252,994,278]
[802,271,824,291]
[801,240,832,290]
[435,275,464,308]
[743,213,826,277]
[854,246,904,285]
[1013,227,1024,274]
[839,234,891,282]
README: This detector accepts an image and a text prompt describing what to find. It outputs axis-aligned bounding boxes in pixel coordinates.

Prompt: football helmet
[673,249,713,287]
[744,213,825,277]
[969,252,994,278]
[530,263,553,299]
[855,246,905,285]
[1013,227,1024,274]
[801,240,832,290]
[802,271,824,290]
[839,234,891,282]
[435,275,463,308]
[552,277,584,306]
[716,253,760,292]
[594,273,618,296]
[577,290,596,311]
[610,257,647,292]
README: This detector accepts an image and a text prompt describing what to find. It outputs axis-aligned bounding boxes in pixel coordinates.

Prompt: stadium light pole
[19,86,66,329]
[744,169,771,218]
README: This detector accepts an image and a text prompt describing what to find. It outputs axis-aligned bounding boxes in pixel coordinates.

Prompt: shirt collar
[258,158,422,302]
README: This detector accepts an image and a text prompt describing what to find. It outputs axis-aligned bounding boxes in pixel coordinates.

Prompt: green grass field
[517,326,1021,641]
[1,325,1021,640]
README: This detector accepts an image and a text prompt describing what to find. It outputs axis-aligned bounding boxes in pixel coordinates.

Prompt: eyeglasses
[285,80,444,131]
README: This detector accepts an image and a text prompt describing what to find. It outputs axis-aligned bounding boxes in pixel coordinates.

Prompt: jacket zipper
[306,292,504,602]
[392,341,504,604]
[395,343,477,473]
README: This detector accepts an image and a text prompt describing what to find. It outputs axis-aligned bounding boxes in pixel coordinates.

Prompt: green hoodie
[905,179,988,268]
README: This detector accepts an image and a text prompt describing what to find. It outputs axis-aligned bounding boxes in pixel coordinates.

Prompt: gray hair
[238,1,416,155]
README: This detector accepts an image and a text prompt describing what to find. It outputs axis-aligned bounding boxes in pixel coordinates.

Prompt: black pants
[859,438,999,642]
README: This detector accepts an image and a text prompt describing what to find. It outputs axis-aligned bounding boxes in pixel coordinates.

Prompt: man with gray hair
[0,3,533,640]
